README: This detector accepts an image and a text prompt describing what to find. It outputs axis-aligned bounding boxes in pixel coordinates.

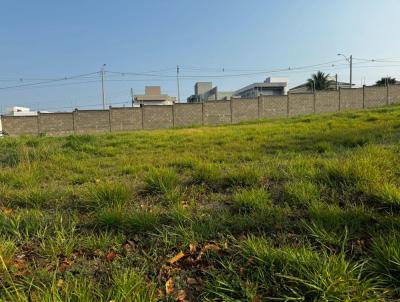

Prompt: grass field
[1,105,400,301]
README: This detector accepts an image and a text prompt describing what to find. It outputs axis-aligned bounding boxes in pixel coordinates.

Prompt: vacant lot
[1,105,400,301]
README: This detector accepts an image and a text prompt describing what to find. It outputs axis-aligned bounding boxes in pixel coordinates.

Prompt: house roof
[235,82,287,94]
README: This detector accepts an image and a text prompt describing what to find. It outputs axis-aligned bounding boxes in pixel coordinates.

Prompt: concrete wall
[340,88,364,110]
[39,112,74,135]
[75,110,110,134]
[2,85,399,136]
[231,99,259,123]
[110,107,142,132]
[143,105,173,129]
[203,101,231,125]
[259,95,288,118]
[173,103,203,127]
[1,116,38,136]
[288,93,314,116]
[389,85,400,104]
[364,86,388,108]
[315,91,339,113]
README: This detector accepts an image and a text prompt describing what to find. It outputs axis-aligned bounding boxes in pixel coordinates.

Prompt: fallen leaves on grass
[165,277,174,295]
[106,251,117,262]
[12,258,28,276]
[1,207,13,215]
[177,289,188,301]
[195,243,221,261]
[168,251,185,264]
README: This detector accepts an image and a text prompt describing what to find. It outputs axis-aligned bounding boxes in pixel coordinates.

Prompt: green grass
[1,105,400,300]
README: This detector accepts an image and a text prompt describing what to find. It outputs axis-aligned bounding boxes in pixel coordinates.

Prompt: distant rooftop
[235,77,288,95]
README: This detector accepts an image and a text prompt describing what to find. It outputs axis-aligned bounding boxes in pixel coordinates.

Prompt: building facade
[234,77,288,98]
[134,86,176,106]
[187,82,234,102]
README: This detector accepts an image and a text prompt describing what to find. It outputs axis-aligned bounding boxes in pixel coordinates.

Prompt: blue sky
[1,0,399,112]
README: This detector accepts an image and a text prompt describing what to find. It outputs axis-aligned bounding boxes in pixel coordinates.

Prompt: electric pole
[337,54,352,88]
[101,64,106,109]
[130,88,134,107]
[335,74,338,90]
[176,65,180,103]
[349,55,352,88]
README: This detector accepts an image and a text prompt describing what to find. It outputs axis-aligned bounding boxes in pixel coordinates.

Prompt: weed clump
[232,188,271,212]
[204,237,384,301]
[369,233,400,293]
[143,168,180,195]
[126,210,163,233]
[223,166,260,189]
[85,182,130,208]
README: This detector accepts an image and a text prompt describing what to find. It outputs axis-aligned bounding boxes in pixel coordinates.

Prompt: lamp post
[337,54,352,88]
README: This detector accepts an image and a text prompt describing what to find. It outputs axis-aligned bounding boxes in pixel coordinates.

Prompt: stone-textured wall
[389,85,400,104]
[75,110,110,134]
[231,99,259,123]
[143,105,173,129]
[39,112,74,135]
[259,95,288,118]
[110,107,142,132]
[364,86,388,108]
[2,86,398,136]
[288,93,314,116]
[1,116,38,136]
[340,88,364,110]
[315,91,339,113]
[204,101,231,125]
[173,103,203,127]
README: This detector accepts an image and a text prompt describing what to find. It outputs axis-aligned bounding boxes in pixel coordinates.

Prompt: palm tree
[306,71,331,91]
[376,77,396,86]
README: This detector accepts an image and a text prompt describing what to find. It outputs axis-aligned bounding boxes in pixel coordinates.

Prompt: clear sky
[1,0,400,112]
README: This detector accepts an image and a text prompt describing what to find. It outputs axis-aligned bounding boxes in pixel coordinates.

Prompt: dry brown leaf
[186,277,198,285]
[176,289,187,301]
[196,243,221,261]
[165,277,174,295]
[189,244,196,255]
[59,259,73,272]
[3,208,13,215]
[106,251,117,262]
[13,259,27,270]
[168,251,185,264]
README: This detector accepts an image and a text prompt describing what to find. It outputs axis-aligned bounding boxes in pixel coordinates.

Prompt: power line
[0,72,100,90]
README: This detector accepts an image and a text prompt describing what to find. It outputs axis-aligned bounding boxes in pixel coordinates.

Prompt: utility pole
[101,64,106,109]
[335,74,338,90]
[176,65,180,103]
[349,55,352,88]
[337,54,352,88]
[130,88,134,107]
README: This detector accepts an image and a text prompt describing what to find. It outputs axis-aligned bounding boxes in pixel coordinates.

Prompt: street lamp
[337,53,352,88]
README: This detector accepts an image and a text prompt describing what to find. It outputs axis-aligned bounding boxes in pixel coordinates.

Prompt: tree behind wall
[376,77,396,86]
[306,71,332,91]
